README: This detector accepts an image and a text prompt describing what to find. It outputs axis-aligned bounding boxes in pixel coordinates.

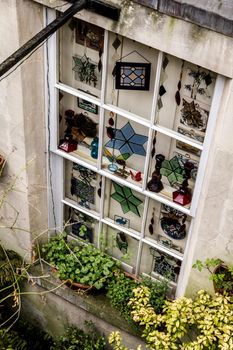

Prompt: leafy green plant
[0,245,22,286]
[193,258,233,294]
[107,272,136,324]
[109,286,233,350]
[106,272,168,326]
[51,321,106,350]
[0,329,27,350]
[42,234,120,289]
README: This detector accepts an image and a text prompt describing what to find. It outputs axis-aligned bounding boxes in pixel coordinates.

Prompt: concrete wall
[0,0,47,259]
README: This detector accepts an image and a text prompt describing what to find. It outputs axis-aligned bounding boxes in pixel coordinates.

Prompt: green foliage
[106,273,168,326]
[193,258,233,293]
[106,272,136,324]
[42,234,120,289]
[109,331,141,350]
[0,329,27,350]
[110,286,233,350]
[51,321,106,350]
[0,245,22,286]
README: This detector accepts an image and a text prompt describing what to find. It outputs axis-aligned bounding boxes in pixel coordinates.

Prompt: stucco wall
[0,0,47,259]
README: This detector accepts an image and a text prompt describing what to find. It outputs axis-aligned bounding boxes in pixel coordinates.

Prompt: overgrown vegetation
[106,272,168,326]
[109,286,233,350]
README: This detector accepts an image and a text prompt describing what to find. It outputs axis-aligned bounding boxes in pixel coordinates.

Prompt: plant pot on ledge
[212,264,233,295]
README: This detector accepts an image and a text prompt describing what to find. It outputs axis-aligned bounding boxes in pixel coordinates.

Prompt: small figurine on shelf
[147,154,165,193]
[172,161,194,206]
[59,135,77,153]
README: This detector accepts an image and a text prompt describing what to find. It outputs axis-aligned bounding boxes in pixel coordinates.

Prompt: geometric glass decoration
[71,178,95,204]
[105,122,148,157]
[160,156,185,186]
[150,248,181,282]
[115,62,151,90]
[111,182,143,217]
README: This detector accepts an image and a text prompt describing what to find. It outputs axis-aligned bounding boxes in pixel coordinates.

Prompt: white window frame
[44,8,225,297]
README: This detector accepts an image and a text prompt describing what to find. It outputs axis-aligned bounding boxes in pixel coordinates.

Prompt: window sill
[30,262,141,337]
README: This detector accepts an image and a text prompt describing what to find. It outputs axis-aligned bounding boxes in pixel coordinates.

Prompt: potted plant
[193,258,233,295]
[42,233,120,290]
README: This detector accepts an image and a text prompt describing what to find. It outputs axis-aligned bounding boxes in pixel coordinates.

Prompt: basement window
[46,12,224,296]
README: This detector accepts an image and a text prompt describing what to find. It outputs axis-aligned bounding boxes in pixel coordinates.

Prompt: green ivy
[42,234,120,289]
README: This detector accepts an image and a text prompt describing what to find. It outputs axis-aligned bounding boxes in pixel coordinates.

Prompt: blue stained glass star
[105,122,148,157]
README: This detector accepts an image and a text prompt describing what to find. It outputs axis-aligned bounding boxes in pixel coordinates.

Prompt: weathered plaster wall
[21,282,146,349]
[185,78,233,296]
[0,0,47,259]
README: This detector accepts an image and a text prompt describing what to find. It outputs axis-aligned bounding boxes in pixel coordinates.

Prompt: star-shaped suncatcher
[160,156,185,186]
[105,122,148,157]
[111,182,143,217]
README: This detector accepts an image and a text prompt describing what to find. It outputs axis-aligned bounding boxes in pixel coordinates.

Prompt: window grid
[46,9,225,295]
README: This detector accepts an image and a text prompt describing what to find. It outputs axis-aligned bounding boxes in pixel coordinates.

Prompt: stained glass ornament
[173,188,192,206]
[112,36,121,50]
[147,154,165,193]
[59,137,77,153]
[106,126,115,139]
[149,224,153,235]
[115,62,151,91]
[105,122,148,157]
[71,177,95,204]
[108,117,114,126]
[112,65,116,77]
[150,249,180,282]
[97,180,102,198]
[111,182,143,217]
[175,60,184,105]
[205,73,212,86]
[162,55,169,70]
[116,232,128,253]
[175,90,181,106]
[159,85,166,96]
[160,156,185,186]
[157,97,163,110]
[160,217,186,240]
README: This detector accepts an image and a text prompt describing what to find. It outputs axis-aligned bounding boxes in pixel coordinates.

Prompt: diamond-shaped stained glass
[115,62,151,90]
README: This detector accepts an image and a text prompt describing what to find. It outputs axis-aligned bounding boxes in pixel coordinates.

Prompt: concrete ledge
[31,263,140,336]
[134,0,233,37]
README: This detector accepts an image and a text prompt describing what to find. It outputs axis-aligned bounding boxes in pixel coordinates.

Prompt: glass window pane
[102,112,148,188]
[105,32,158,120]
[59,18,104,99]
[104,179,144,233]
[155,55,216,144]
[147,131,201,209]
[59,91,99,166]
[101,225,139,273]
[64,205,99,246]
[140,243,182,284]
[64,160,101,215]
[144,200,191,255]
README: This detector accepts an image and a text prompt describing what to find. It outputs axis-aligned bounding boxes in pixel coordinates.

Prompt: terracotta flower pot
[51,267,94,292]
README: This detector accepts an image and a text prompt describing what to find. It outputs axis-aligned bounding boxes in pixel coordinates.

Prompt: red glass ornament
[59,139,77,153]
[173,188,192,206]
[108,117,114,126]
